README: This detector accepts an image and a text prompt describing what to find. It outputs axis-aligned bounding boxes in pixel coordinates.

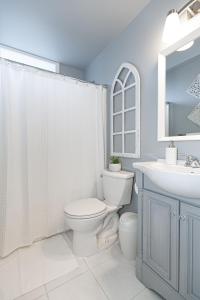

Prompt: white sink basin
[133,161,200,199]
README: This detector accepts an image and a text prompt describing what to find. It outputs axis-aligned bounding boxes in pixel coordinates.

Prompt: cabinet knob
[170,210,176,217]
[180,215,186,221]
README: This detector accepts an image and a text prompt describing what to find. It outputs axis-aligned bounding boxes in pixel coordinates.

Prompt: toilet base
[71,212,120,257]
[73,231,98,257]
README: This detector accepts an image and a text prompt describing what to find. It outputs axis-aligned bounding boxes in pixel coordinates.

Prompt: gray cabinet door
[143,190,179,290]
[180,203,200,300]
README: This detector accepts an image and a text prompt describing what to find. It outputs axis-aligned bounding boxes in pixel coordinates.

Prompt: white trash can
[119,212,138,261]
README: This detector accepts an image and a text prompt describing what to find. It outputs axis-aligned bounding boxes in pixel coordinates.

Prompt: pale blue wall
[86,0,200,212]
[60,63,85,80]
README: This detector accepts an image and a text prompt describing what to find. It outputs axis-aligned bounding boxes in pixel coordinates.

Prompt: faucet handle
[187,155,195,160]
[185,155,200,168]
[185,155,192,166]
[191,159,200,168]
[185,155,195,167]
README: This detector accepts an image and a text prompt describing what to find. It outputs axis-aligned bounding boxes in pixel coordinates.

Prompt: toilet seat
[64,198,106,219]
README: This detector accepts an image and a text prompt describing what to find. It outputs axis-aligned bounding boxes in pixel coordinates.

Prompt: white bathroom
[0,0,200,299]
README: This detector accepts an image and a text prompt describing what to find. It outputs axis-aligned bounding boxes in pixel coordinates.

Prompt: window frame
[110,62,140,158]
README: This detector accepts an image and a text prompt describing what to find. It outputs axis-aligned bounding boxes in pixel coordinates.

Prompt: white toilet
[64,170,134,256]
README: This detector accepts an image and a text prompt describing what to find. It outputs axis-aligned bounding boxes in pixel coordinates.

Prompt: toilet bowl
[64,170,134,256]
[65,198,118,256]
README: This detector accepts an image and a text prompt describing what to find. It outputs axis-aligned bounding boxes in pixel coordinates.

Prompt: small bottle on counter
[165,141,177,165]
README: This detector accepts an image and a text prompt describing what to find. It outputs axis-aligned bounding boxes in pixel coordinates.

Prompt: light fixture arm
[166,1,196,16]
[178,0,197,14]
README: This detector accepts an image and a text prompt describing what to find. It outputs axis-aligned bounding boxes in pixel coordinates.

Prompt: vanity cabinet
[136,172,200,300]
[180,204,200,300]
[143,191,179,290]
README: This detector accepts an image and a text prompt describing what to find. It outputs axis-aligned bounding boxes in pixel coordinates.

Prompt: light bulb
[162,9,181,44]
[177,41,194,51]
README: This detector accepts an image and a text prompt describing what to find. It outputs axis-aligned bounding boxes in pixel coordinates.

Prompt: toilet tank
[102,170,134,207]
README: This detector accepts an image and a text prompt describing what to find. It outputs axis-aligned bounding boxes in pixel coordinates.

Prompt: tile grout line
[84,252,147,300]
[43,233,89,296]
[33,285,49,300]
[129,287,147,300]
[16,249,24,299]
[85,260,110,300]
[45,270,89,296]
[15,234,88,300]
[13,237,148,300]
[44,284,50,300]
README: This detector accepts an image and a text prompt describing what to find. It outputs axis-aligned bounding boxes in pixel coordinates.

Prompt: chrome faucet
[185,155,200,168]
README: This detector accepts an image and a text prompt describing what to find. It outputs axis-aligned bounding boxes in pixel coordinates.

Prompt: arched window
[111,62,140,158]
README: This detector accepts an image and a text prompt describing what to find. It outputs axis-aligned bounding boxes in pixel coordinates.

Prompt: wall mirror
[158,27,200,141]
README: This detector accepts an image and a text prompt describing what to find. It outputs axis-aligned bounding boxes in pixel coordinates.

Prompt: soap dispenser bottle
[165,141,177,165]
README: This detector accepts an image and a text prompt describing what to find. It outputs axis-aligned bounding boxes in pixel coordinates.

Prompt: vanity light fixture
[162,9,181,44]
[162,0,200,48]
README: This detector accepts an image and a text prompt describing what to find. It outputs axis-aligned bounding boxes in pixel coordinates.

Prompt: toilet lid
[64,198,106,218]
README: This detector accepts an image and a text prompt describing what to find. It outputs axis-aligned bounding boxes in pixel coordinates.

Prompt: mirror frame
[158,26,200,141]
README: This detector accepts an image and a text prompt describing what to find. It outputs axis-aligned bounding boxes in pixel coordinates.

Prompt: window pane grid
[113,108,136,116]
[111,63,140,158]
[124,130,136,134]
[122,90,125,154]
[124,107,136,112]
[113,111,123,116]
[113,83,136,97]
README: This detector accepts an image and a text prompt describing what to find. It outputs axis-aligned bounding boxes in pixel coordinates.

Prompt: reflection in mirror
[166,37,200,137]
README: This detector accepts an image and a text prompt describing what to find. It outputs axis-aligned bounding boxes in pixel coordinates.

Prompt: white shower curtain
[0,59,106,257]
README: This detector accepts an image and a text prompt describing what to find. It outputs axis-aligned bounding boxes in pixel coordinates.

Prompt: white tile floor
[0,232,163,300]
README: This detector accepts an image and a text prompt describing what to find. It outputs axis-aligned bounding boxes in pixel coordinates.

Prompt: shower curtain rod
[0,57,108,89]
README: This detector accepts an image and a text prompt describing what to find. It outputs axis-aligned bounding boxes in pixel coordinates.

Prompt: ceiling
[0,0,150,69]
